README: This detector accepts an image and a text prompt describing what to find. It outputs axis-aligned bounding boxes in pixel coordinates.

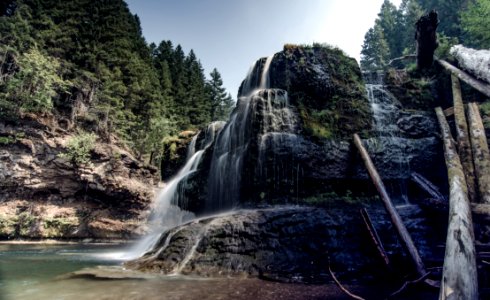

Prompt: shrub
[59,132,96,166]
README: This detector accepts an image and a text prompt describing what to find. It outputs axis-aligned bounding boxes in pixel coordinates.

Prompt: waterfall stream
[206,55,276,211]
[364,71,410,204]
[127,122,225,258]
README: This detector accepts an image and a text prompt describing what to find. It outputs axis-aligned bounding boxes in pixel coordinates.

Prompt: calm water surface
[0,243,345,300]
[0,243,437,300]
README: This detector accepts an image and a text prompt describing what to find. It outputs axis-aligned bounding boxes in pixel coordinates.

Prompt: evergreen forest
[361,0,490,70]
[0,0,234,165]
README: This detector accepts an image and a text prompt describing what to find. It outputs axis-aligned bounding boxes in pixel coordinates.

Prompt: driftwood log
[353,134,427,277]
[415,10,439,70]
[360,208,390,267]
[410,172,445,201]
[467,102,490,204]
[437,59,490,98]
[452,74,477,202]
[435,107,479,300]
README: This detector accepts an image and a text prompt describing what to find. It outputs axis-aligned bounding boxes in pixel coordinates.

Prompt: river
[0,242,396,300]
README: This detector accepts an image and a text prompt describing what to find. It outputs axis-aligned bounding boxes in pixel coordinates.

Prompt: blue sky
[126,0,401,98]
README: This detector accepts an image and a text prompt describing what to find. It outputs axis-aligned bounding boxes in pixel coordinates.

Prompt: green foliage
[207,68,234,121]
[0,0,232,162]
[480,102,490,129]
[361,25,391,70]
[460,0,490,48]
[58,132,96,167]
[435,33,459,59]
[5,47,68,113]
[360,0,477,70]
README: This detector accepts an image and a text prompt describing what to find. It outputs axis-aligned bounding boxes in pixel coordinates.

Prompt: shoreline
[0,238,137,245]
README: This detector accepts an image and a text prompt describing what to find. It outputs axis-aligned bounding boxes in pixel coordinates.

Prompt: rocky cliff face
[126,45,449,281]
[170,45,445,214]
[0,114,158,239]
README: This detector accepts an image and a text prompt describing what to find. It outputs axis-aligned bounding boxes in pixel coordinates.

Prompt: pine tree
[185,49,211,127]
[399,0,424,54]
[207,68,234,121]
[360,25,391,70]
[376,0,404,58]
[461,0,490,48]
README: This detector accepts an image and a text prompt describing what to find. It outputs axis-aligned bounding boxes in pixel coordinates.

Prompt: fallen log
[360,208,390,267]
[435,107,479,300]
[437,59,490,98]
[417,198,490,221]
[410,172,445,201]
[467,102,490,204]
[353,134,427,277]
[472,203,490,217]
[452,74,477,202]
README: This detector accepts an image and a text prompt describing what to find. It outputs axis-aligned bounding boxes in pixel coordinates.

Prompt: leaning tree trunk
[467,102,490,204]
[415,10,439,70]
[452,75,477,202]
[437,59,490,98]
[435,107,478,300]
[353,134,427,278]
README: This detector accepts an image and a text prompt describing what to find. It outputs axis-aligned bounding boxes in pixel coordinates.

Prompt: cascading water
[127,122,225,258]
[364,71,410,204]
[206,54,300,210]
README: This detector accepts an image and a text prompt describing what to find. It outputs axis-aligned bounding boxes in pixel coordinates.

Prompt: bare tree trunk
[411,172,445,201]
[353,134,427,277]
[435,107,478,300]
[415,10,439,70]
[360,208,391,268]
[467,102,490,204]
[437,59,490,98]
[452,75,477,202]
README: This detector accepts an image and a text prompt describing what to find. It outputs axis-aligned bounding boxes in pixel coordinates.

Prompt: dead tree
[353,134,427,278]
[437,59,490,98]
[467,102,490,204]
[452,75,477,202]
[415,10,439,70]
[435,107,478,300]
[410,172,445,201]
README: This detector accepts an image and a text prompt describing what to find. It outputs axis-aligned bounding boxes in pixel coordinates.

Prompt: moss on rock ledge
[270,44,372,139]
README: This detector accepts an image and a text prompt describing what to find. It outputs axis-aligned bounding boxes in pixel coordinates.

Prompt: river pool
[0,243,438,300]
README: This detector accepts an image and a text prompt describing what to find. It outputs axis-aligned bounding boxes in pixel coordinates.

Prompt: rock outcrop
[0,114,158,239]
[172,45,445,213]
[125,45,452,282]
[127,205,445,282]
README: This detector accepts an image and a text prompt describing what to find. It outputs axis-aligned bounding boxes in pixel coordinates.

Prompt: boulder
[127,205,445,282]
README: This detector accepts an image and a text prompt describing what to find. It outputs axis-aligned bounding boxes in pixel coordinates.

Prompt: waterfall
[206,56,274,211]
[364,71,410,204]
[206,54,301,210]
[365,71,402,136]
[127,122,225,258]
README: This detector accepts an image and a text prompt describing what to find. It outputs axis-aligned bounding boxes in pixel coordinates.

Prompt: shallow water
[0,243,437,300]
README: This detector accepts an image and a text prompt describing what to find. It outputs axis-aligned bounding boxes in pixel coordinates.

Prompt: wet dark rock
[127,205,445,282]
[396,112,439,138]
[174,45,446,214]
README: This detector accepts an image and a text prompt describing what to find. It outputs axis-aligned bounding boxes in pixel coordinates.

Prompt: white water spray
[127,122,225,259]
